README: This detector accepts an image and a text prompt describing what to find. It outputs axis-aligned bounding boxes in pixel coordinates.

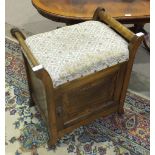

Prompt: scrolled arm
[93,7,135,42]
[10,28,41,70]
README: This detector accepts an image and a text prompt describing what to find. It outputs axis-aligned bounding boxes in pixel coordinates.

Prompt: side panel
[27,62,48,120]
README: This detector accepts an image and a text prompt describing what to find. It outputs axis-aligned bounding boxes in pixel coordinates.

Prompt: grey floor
[6,0,150,98]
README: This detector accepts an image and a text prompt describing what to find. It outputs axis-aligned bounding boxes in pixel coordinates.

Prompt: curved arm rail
[11,28,40,69]
[93,7,135,42]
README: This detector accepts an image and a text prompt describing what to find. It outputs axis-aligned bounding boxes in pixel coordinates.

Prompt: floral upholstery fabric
[25,21,129,88]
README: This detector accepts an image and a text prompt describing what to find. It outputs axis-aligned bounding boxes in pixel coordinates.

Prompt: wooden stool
[11,8,144,147]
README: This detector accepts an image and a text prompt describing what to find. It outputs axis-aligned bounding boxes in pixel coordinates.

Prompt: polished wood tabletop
[32,0,150,24]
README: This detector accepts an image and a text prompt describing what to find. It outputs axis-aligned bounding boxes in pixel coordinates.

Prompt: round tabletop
[32,0,150,24]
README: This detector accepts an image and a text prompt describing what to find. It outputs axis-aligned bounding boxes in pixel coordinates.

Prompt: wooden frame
[11,8,144,147]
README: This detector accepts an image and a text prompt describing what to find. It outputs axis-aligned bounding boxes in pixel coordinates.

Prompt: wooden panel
[55,69,118,125]
[64,101,115,127]
[58,102,118,137]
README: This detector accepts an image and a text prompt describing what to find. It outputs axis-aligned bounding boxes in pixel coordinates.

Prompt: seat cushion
[25,21,129,88]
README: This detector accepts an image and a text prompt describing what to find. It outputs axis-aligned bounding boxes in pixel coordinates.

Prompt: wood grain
[32,0,150,23]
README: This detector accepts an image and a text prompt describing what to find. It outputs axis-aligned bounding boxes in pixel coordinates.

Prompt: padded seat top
[25,21,129,88]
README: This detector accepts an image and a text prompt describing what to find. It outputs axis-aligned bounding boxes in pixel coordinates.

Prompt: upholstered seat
[25,21,129,87]
[11,8,144,146]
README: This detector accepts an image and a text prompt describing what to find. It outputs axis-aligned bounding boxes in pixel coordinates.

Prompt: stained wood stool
[11,8,144,147]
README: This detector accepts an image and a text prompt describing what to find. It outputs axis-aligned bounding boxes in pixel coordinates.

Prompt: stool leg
[29,96,35,107]
[118,34,144,115]
[35,70,59,148]
[47,137,57,150]
[118,91,125,115]
[118,106,125,115]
